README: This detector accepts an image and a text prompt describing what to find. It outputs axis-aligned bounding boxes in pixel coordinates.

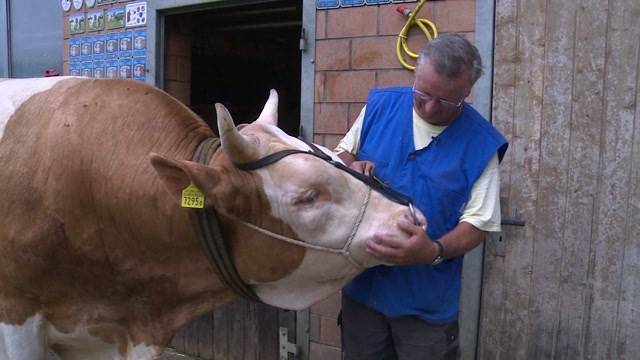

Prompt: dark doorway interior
[187,0,302,136]
[163,2,303,358]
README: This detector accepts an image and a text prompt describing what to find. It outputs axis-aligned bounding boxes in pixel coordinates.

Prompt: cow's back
[0,78,214,333]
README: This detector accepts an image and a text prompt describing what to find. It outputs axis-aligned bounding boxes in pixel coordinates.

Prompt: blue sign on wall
[317,0,339,10]
[340,0,365,7]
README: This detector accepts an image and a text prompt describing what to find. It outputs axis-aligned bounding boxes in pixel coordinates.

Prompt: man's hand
[336,152,376,176]
[366,219,440,265]
[349,160,376,176]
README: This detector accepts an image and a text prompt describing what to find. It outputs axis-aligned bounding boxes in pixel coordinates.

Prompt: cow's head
[151,90,424,309]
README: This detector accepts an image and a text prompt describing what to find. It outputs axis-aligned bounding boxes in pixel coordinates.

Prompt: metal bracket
[492,218,526,257]
[279,326,298,360]
[299,27,307,51]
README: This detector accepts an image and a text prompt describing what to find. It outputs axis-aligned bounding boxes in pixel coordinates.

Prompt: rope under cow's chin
[233,187,370,270]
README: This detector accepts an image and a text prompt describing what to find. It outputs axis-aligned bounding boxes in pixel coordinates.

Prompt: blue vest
[344,87,508,323]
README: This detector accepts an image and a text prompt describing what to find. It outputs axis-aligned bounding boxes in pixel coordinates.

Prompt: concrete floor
[157,349,198,360]
[47,348,196,359]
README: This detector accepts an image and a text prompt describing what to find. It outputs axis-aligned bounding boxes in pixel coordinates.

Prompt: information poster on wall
[106,7,125,29]
[94,60,105,78]
[87,9,105,31]
[125,2,146,28]
[69,13,85,34]
[92,36,105,60]
[132,29,146,57]
[65,0,147,81]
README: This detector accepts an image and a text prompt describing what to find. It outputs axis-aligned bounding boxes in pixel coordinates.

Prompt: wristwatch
[431,240,444,265]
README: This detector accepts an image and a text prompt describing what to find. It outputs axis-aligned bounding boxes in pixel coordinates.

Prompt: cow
[0,77,424,359]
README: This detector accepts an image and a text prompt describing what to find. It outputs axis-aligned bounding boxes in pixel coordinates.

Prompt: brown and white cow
[0,77,423,359]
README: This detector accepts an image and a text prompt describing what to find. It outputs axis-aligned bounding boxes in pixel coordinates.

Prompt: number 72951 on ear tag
[181,183,205,208]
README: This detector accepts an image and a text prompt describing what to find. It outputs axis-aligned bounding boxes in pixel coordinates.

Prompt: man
[335,33,508,360]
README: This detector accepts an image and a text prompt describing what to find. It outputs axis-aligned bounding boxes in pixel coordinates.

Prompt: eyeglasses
[412,85,464,110]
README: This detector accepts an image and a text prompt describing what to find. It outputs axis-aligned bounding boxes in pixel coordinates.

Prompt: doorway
[162,2,304,358]
[164,0,302,136]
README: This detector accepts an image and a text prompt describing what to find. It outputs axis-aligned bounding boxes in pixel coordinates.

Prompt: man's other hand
[366,219,439,265]
[350,160,376,176]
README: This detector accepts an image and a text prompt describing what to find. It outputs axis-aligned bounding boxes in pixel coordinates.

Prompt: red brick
[463,32,475,45]
[63,40,69,61]
[311,291,342,318]
[348,103,366,128]
[326,6,377,38]
[317,10,327,39]
[316,39,351,71]
[325,71,375,102]
[63,16,70,40]
[376,69,414,88]
[323,134,345,151]
[352,36,399,70]
[314,134,325,146]
[310,342,342,360]
[406,28,435,60]
[63,61,69,76]
[315,72,325,102]
[320,317,341,346]
[315,103,349,134]
[379,2,436,36]
[310,314,321,342]
[432,0,475,33]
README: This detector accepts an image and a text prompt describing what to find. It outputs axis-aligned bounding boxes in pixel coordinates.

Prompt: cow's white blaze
[254,250,359,309]
[0,77,72,141]
[243,124,422,308]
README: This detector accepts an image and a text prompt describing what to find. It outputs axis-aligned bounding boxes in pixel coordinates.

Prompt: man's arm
[338,152,356,166]
[366,153,501,265]
[338,152,376,176]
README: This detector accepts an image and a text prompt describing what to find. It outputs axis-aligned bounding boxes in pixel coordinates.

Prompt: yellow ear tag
[181,183,205,208]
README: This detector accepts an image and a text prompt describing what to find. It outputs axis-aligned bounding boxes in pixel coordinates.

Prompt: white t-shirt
[335,106,502,232]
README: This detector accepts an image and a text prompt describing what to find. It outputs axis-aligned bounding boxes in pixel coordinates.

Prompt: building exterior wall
[310,2,477,358]
[3,0,62,77]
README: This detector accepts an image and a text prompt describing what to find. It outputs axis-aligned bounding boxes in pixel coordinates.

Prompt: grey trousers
[341,294,459,360]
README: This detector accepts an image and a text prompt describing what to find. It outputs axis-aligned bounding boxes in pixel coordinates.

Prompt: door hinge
[279,327,298,360]
[299,27,307,52]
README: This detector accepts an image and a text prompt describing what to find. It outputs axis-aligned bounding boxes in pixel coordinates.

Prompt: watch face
[72,0,83,10]
[86,0,96,7]
[61,0,71,11]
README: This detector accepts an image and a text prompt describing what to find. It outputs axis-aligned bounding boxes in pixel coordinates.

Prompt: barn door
[477,0,640,359]
[170,301,300,360]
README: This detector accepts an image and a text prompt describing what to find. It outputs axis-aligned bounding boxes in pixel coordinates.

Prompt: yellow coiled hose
[396,0,438,71]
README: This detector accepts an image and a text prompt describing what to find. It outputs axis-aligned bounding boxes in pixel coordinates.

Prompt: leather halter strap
[189,137,260,302]
[236,139,417,212]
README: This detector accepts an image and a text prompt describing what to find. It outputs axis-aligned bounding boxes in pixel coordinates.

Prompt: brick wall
[310,2,476,358]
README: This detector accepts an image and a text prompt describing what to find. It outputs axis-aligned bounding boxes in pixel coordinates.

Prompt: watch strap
[431,240,444,265]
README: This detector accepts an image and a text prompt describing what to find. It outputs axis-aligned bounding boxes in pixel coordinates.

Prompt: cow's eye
[298,190,317,205]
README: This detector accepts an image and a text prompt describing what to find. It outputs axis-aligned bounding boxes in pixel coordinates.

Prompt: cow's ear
[150,153,219,205]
